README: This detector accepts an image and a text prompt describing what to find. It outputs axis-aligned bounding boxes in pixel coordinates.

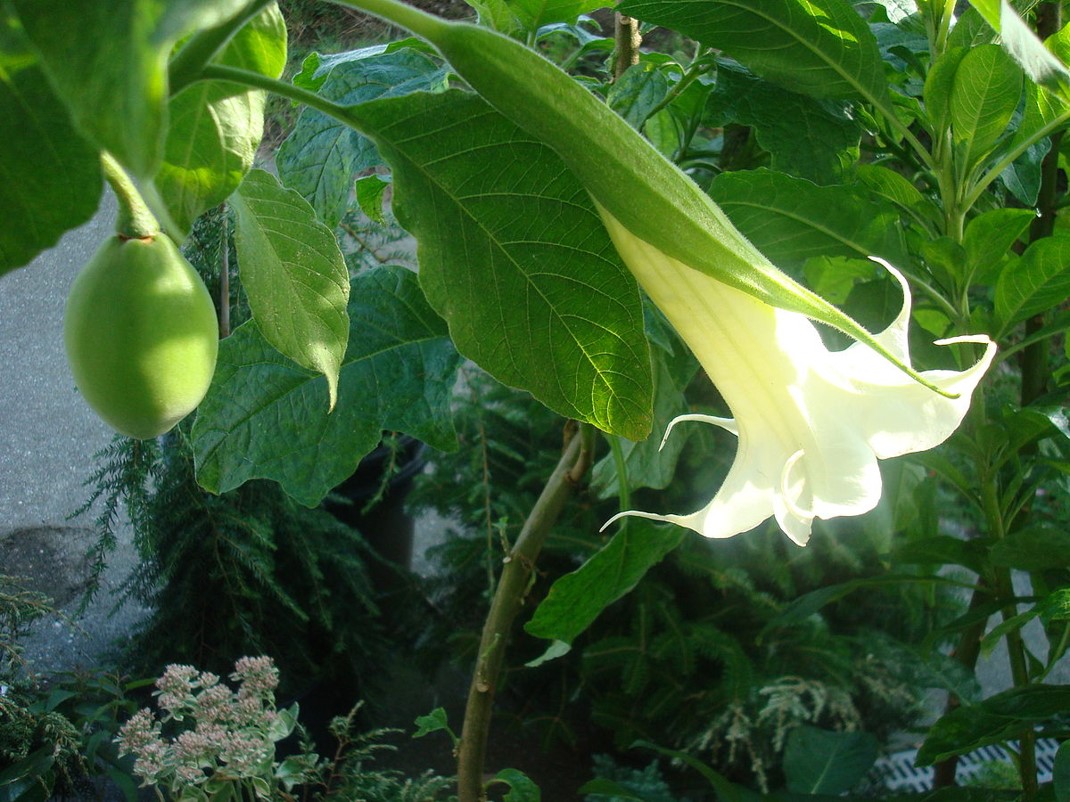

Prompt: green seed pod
[64,233,219,439]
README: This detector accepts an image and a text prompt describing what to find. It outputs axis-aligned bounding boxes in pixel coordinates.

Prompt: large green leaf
[949,44,1022,172]
[783,726,878,795]
[347,89,653,440]
[276,46,448,227]
[154,3,287,236]
[618,0,893,107]
[192,265,460,506]
[709,169,910,271]
[0,48,101,274]
[11,0,249,178]
[994,233,1070,336]
[525,520,685,646]
[230,169,350,409]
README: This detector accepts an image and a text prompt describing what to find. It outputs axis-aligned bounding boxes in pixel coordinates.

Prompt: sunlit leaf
[231,170,349,409]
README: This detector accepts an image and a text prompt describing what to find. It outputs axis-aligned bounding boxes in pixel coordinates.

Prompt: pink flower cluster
[116,656,288,792]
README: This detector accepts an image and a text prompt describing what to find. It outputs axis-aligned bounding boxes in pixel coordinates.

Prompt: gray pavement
[0,191,150,673]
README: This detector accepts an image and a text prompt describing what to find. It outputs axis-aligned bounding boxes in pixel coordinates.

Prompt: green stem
[168,0,276,95]
[330,0,447,40]
[199,64,352,124]
[608,435,631,513]
[100,152,159,239]
[455,423,594,802]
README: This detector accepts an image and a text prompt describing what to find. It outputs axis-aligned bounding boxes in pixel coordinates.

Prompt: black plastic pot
[323,434,426,581]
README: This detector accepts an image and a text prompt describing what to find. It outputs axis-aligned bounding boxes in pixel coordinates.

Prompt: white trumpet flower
[599,210,996,546]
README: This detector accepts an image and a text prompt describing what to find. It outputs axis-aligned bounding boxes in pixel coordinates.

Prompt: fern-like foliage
[69,435,161,612]
[72,422,390,709]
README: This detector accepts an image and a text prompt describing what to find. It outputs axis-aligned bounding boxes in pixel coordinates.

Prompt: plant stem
[613,13,641,82]
[456,422,595,802]
[100,152,159,239]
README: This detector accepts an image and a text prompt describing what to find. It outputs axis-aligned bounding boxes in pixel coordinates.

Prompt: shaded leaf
[525,520,685,645]
[783,726,878,795]
[962,207,1035,285]
[591,329,697,499]
[918,685,1070,765]
[711,65,861,184]
[231,169,349,409]
[493,768,540,802]
[510,0,605,30]
[607,62,670,130]
[192,265,460,506]
[990,525,1070,571]
[710,169,910,271]
[0,53,101,274]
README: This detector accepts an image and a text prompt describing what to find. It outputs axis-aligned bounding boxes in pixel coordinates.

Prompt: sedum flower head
[599,210,996,546]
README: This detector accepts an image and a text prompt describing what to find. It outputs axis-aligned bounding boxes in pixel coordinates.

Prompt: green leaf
[347,89,653,440]
[607,62,670,130]
[966,0,1070,90]
[633,741,761,801]
[154,3,287,236]
[990,525,1070,571]
[918,685,1070,765]
[577,778,648,800]
[854,164,942,233]
[962,207,1035,285]
[924,47,970,140]
[0,52,101,274]
[1054,739,1070,802]
[590,331,697,499]
[276,46,448,227]
[413,707,454,741]
[891,535,989,575]
[710,169,910,271]
[10,0,249,178]
[949,44,1022,172]
[711,65,861,184]
[355,174,391,225]
[618,0,893,107]
[510,0,605,30]
[803,256,877,305]
[994,233,1070,335]
[231,169,349,409]
[783,726,878,795]
[492,768,540,802]
[525,520,685,645]
[192,265,460,506]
